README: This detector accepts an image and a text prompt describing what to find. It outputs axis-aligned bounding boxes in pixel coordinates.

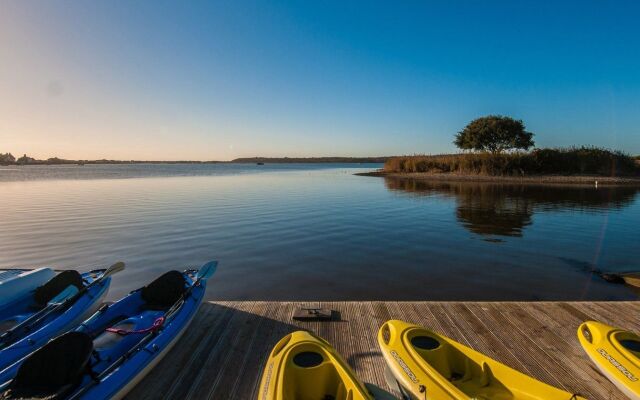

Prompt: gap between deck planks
[127,301,639,400]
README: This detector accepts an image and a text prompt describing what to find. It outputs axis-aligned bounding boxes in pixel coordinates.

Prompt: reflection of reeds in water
[384,148,639,176]
[385,178,640,238]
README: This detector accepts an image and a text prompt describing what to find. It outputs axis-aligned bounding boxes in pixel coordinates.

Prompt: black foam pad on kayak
[33,270,83,307]
[141,270,186,309]
[1,332,93,400]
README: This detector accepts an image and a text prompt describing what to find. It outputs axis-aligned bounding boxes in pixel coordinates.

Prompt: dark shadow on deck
[126,302,393,400]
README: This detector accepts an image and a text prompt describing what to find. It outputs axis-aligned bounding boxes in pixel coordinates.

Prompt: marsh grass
[385,147,638,176]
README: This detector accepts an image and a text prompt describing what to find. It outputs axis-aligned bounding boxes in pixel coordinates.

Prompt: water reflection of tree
[385,178,639,238]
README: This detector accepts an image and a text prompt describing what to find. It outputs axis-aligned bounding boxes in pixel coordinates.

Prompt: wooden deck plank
[525,302,622,399]
[499,303,607,399]
[127,301,640,400]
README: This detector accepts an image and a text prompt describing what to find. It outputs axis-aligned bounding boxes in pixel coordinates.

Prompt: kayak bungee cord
[105,316,166,336]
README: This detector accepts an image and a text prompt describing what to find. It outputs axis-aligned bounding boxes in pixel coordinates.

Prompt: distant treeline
[0,152,389,166]
[230,157,388,163]
[0,153,223,166]
[385,147,640,177]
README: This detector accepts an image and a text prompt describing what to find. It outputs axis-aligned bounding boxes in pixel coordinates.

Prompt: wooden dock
[128,301,639,400]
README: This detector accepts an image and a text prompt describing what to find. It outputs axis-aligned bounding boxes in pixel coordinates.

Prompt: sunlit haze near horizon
[1,1,639,161]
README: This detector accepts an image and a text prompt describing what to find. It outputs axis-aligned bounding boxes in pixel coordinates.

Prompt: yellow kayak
[258,330,373,400]
[378,320,585,400]
[578,321,640,400]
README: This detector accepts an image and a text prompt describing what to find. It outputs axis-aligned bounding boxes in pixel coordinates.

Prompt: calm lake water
[1,164,638,301]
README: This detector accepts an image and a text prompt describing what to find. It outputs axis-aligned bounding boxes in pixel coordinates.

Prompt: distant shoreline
[356,170,640,186]
[0,156,389,166]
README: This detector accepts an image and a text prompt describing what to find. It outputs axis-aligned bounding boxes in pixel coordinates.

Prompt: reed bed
[384,147,638,176]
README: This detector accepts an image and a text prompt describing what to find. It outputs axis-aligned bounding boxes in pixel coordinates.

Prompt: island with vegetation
[358,115,640,186]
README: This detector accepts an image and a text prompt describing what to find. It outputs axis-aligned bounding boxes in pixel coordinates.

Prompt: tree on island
[454,115,534,154]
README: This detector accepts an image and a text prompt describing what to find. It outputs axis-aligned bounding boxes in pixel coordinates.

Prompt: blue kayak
[0,269,111,372]
[0,261,216,400]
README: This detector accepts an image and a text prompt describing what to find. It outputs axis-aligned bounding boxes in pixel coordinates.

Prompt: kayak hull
[578,321,640,400]
[258,330,373,400]
[378,319,585,400]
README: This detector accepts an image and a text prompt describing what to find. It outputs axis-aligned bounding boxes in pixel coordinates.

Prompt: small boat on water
[378,319,586,400]
[0,261,216,400]
[259,330,375,400]
[578,321,640,400]
[257,162,265,165]
[0,264,120,372]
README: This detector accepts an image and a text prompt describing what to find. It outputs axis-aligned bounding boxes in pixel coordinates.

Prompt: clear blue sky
[2,1,639,160]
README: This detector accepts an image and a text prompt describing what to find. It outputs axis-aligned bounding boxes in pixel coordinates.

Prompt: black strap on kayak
[86,364,100,384]
[570,394,583,400]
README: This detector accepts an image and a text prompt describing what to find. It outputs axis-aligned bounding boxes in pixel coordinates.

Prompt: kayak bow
[578,321,640,400]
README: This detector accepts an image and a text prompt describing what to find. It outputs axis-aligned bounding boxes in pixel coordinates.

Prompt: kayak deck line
[127,301,639,400]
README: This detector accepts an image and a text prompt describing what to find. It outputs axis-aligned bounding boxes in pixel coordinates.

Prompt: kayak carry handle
[379,321,399,346]
[271,333,292,358]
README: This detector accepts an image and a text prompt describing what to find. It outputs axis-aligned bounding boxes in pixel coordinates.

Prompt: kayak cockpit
[79,270,188,337]
[0,271,83,325]
[0,270,91,338]
[406,332,513,399]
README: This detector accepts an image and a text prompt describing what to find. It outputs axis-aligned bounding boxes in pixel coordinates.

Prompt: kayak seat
[141,270,186,310]
[93,311,165,361]
[0,332,93,400]
[452,361,514,400]
[33,270,83,308]
[479,362,492,387]
[0,315,29,335]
